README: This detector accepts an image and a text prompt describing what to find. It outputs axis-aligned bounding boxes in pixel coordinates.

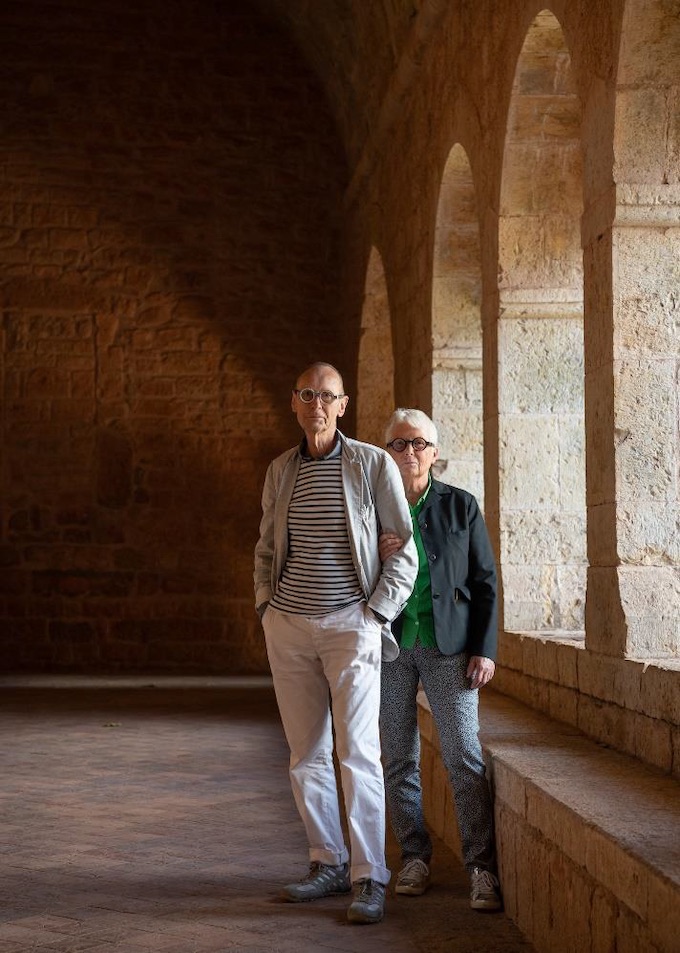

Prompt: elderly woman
[379,408,501,910]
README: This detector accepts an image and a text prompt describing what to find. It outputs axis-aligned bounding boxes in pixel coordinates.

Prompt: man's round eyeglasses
[294,388,345,405]
[387,437,435,452]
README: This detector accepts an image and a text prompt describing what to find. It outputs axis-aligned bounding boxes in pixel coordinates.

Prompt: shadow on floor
[0,680,535,953]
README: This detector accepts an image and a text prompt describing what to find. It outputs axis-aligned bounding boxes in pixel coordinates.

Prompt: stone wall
[0,0,348,672]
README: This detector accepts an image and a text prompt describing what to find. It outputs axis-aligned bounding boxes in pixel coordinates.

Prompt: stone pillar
[584,187,680,658]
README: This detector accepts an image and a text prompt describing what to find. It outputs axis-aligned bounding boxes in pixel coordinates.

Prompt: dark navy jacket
[391,478,498,659]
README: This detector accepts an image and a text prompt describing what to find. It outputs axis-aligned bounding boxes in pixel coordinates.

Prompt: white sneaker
[395,858,430,895]
[469,867,502,910]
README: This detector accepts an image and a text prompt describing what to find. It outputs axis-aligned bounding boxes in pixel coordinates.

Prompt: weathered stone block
[514,821,540,941]
[577,652,644,710]
[613,358,676,502]
[436,459,484,504]
[547,850,593,953]
[527,787,585,867]
[500,317,585,414]
[584,566,628,657]
[497,630,525,669]
[614,88,670,182]
[548,682,579,725]
[554,639,581,687]
[522,634,559,681]
[648,850,680,951]
[617,502,680,565]
[633,711,672,773]
[577,694,637,757]
[500,418,560,505]
[502,512,586,562]
[618,565,680,656]
[585,828,648,920]
[591,884,618,953]
[615,903,656,953]
[640,661,680,722]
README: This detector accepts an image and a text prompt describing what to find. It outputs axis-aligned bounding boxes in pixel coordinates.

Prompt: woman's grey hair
[384,408,438,446]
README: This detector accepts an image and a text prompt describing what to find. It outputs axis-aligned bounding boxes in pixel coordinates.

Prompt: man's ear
[290,391,297,413]
[337,396,349,417]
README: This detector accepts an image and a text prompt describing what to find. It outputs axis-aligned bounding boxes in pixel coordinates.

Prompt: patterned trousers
[379,644,496,871]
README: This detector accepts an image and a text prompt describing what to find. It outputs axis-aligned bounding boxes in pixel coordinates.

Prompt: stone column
[584,186,680,658]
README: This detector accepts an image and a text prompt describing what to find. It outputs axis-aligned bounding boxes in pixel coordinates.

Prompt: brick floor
[0,679,535,953]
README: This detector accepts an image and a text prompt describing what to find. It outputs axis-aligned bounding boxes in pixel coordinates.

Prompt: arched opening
[498,9,587,635]
[432,144,484,504]
[356,247,395,447]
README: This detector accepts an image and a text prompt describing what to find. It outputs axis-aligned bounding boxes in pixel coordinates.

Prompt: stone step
[419,688,680,953]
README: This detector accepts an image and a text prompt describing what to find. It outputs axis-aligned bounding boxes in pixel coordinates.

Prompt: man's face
[291,366,348,438]
[386,421,439,484]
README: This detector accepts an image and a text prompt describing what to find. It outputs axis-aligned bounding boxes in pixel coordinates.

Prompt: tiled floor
[0,680,535,953]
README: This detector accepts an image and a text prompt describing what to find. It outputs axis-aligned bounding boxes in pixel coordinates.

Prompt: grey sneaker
[395,858,431,895]
[347,879,386,924]
[281,862,351,902]
[469,867,502,911]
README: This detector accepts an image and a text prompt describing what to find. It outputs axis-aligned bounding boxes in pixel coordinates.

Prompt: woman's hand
[467,655,495,689]
[379,531,405,562]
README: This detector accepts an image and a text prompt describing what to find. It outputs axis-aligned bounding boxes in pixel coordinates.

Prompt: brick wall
[0,0,348,672]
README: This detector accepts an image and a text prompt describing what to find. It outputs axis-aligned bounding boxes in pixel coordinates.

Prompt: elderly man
[379,408,502,911]
[254,363,417,924]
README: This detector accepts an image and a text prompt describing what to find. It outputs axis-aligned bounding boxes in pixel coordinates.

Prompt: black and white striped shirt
[270,454,364,615]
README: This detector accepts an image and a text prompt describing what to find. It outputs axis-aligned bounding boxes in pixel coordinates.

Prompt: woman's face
[386,422,439,487]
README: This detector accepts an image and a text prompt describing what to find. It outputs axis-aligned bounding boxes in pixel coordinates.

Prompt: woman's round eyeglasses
[294,388,345,405]
[387,437,435,452]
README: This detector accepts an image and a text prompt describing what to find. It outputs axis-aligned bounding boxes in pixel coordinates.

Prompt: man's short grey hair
[384,409,438,446]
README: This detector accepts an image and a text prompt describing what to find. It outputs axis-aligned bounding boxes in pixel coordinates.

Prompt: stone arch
[498,8,587,634]
[432,144,484,504]
[356,246,395,447]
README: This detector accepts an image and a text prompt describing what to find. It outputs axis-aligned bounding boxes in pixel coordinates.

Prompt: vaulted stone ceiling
[253,0,436,171]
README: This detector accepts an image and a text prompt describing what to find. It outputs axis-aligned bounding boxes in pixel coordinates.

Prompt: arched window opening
[432,144,484,505]
[498,9,587,636]
[356,247,395,447]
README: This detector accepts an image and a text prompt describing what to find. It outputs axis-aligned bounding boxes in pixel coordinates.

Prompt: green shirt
[399,477,436,649]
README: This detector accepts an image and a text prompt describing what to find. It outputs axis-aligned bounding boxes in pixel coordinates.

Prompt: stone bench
[418,689,680,953]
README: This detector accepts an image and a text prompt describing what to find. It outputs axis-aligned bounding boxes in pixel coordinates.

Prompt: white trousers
[263,602,390,885]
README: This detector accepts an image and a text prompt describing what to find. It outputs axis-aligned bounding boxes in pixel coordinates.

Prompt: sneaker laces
[300,862,321,882]
[356,878,377,900]
[400,858,429,881]
[300,861,335,882]
[472,868,498,894]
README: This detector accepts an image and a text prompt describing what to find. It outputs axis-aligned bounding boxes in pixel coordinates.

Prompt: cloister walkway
[0,677,535,953]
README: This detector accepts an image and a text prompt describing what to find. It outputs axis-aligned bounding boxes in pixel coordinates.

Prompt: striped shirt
[270,453,364,615]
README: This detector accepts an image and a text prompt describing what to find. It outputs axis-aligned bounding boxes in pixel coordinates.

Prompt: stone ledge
[496,632,680,776]
[418,688,680,953]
